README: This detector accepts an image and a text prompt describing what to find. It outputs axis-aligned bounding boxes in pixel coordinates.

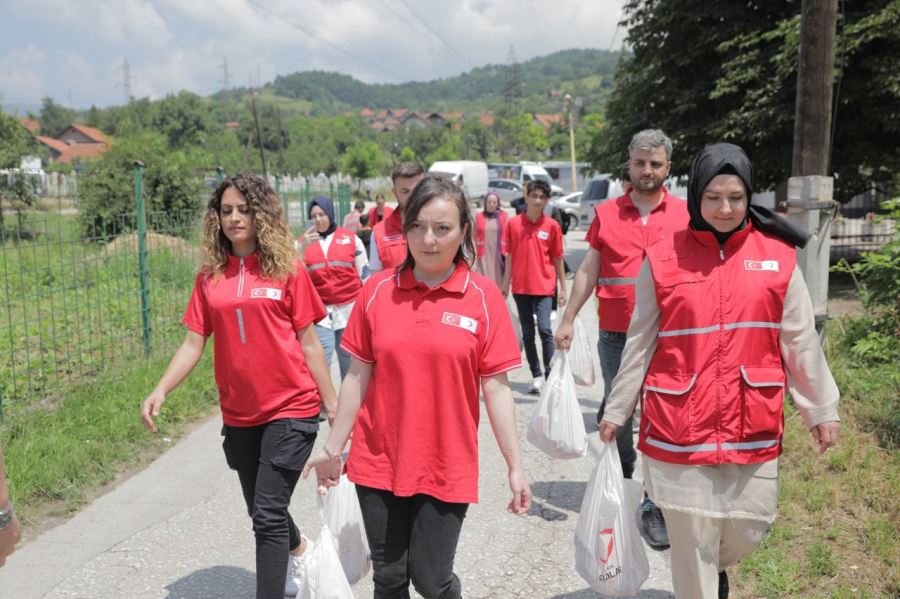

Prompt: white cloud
[22,0,173,49]
[3,0,626,106]
[0,44,46,104]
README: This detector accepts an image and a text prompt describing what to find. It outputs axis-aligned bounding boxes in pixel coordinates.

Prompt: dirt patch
[101,231,201,261]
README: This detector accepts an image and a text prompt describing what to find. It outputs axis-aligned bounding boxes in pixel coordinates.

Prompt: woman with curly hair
[140,173,337,598]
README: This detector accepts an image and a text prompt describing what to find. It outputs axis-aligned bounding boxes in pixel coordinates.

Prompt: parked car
[578,175,624,226]
[551,191,582,231]
[487,178,524,206]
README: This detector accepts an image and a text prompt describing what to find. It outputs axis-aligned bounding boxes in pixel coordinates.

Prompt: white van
[428,160,488,204]
[487,162,563,196]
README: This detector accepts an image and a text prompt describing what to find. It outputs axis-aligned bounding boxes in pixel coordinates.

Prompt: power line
[394,0,477,68]
[245,0,403,80]
[373,0,431,41]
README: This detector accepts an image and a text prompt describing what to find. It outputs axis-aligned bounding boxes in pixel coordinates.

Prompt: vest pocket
[642,372,697,445]
[739,365,786,439]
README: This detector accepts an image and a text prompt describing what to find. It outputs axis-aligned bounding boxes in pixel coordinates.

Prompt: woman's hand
[302,451,342,494]
[507,467,532,515]
[811,421,839,453]
[301,227,320,247]
[599,420,620,443]
[140,389,166,432]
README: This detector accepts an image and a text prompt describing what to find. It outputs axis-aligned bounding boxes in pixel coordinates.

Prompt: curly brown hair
[201,173,296,281]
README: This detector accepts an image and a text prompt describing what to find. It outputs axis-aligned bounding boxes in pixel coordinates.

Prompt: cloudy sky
[0,0,626,111]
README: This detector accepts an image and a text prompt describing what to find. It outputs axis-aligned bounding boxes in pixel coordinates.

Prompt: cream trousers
[662,508,770,598]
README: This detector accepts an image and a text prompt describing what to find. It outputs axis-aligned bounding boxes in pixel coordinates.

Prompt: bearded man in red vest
[556,129,688,549]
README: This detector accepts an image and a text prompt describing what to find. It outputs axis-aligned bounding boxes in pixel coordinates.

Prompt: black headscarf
[308,195,337,238]
[688,143,809,248]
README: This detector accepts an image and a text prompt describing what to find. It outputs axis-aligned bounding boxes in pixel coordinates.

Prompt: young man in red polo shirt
[555,129,688,549]
[501,179,567,394]
[368,162,424,272]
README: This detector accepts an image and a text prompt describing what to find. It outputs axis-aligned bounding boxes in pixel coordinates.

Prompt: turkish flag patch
[744,259,779,272]
[441,311,478,334]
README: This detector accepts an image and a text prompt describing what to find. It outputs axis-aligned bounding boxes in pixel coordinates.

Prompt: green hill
[214,48,623,116]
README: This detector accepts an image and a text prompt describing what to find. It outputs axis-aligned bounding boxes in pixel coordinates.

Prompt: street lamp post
[564,94,577,192]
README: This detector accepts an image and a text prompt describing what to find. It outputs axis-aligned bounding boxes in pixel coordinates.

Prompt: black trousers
[356,485,469,599]
[222,417,318,599]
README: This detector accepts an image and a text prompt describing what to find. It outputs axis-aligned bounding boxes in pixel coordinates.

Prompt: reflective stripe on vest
[307,260,354,272]
[646,436,779,453]
[657,321,781,338]
[598,276,640,286]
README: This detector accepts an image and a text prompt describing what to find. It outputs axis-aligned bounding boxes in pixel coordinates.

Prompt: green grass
[3,349,217,523]
[732,321,900,599]
[1,212,199,407]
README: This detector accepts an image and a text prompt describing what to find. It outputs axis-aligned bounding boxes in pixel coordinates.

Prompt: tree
[78,131,203,240]
[38,97,77,138]
[497,113,548,160]
[0,113,41,238]
[341,141,388,185]
[152,92,216,149]
[592,0,900,201]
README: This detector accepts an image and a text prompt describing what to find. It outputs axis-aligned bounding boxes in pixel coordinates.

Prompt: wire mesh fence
[0,167,355,415]
[0,209,201,412]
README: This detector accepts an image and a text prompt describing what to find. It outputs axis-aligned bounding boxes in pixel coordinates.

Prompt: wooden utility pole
[791,0,838,176]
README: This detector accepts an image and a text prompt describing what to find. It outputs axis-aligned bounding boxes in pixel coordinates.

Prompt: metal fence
[0,167,353,413]
[829,216,897,263]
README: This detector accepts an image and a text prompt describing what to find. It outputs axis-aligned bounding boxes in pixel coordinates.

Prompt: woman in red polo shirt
[304,175,531,599]
[474,191,508,287]
[298,196,369,381]
[140,174,337,599]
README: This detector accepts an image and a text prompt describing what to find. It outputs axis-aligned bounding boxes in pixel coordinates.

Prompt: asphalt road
[0,230,674,599]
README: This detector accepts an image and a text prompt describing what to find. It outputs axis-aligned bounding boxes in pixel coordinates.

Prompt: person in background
[140,174,337,599]
[367,193,393,228]
[342,200,366,232]
[0,438,22,567]
[357,213,373,259]
[473,191,508,288]
[501,179,567,394]
[303,175,531,599]
[369,162,425,272]
[298,196,369,382]
[599,143,839,598]
[555,129,687,549]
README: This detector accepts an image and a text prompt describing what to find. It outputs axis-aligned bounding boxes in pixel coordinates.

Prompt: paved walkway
[0,232,674,598]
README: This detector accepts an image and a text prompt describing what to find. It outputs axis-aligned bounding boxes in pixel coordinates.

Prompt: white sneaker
[550,310,558,321]
[284,535,313,597]
[528,377,545,394]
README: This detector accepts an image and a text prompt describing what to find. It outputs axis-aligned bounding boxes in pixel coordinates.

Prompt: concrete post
[783,176,837,334]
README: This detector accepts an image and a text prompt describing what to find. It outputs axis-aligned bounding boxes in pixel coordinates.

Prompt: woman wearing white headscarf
[600,143,840,599]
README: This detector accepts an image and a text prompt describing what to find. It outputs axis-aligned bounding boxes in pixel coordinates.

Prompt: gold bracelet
[322,445,342,461]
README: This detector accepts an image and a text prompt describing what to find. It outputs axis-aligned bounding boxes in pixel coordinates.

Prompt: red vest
[639,224,796,466]
[302,228,362,306]
[593,190,687,332]
[474,211,509,258]
[367,205,394,226]
[373,209,407,269]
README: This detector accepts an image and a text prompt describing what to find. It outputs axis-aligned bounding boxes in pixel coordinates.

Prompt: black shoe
[718,570,729,599]
[318,411,327,422]
[622,461,635,480]
[639,497,670,549]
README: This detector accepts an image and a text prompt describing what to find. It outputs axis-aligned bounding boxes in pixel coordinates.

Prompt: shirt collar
[396,260,470,294]
[523,212,545,226]
[226,252,259,269]
[622,187,673,215]
[690,220,754,250]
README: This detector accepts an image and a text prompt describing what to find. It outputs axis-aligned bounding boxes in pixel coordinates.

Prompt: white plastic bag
[322,473,371,584]
[569,316,596,387]
[574,442,649,596]
[296,499,355,599]
[527,352,588,459]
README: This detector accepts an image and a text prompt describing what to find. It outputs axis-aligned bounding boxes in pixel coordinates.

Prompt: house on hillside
[401,111,430,129]
[34,123,111,165]
[19,117,40,134]
[532,113,563,131]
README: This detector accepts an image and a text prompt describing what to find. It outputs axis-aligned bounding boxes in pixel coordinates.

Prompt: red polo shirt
[505,212,564,296]
[183,254,327,427]
[340,262,521,503]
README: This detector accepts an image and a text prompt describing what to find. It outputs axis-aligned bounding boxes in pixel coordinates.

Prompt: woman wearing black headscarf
[599,144,840,598]
[298,196,369,381]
